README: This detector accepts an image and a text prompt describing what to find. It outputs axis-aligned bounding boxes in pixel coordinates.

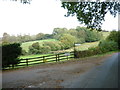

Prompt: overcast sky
[0,0,118,37]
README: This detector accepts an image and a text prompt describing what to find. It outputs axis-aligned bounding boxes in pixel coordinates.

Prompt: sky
[0,0,118,37]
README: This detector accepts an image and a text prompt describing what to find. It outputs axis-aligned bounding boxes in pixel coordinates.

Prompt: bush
[21,49,27,55]
[99,40,118,53]
[32,42,40,50]
[39,46,51,54]
[28,45,40,54]
[43,41,62,51]
[74,47,101,58]
[28,43,51,54]
[2,43,22,68]
[74,40,118,58]
[60,34,77,49]
[106,31,120,50]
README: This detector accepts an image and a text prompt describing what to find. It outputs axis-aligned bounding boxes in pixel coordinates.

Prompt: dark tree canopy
[61,1,120,30]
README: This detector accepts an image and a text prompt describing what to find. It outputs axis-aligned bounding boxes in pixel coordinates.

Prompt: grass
[101,31,110,40]
[20,53,52,59]
[21,39,57,52]
[75,41,99,51]
[62,41,100,53]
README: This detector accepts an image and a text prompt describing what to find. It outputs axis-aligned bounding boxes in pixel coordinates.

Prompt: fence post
[26,59,28,66]
[12,64,14,69]
[56,54,58,62]
[58,54,59,61]
[43,56,45,63]
[67,55,68,60]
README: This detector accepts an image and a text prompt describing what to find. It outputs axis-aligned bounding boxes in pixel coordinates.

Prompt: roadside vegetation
[75,31,120,58]
[1,26,114,69]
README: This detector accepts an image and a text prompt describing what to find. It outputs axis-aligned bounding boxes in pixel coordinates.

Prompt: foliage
[74,31,119,58]
[21,39,57,52]
[28,45,39,54]
[36,33,45,40]
[28,42,51,54]
[106,31,120,49]
[39,46,51,54]
[52,28,68,40]
[52,26,102,44]
[85,29,102,42]
[74,46,102,58]
[32,42,40,50]
[61,2,120,30]
[44,41,62,51]
[59,34,77,49]
[106,31,118,42]
[1,32,53,44]
[99,40,118,53]
[2,43,22,68]
[21,49,27,55]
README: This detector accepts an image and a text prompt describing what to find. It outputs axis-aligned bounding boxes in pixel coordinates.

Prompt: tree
[61,1,120,30]
[32,42,40,50]
[9,35,18,43]
[60,34,77,49]
[106,31,118,42]
[43,34,53,39]
[2,43,22,68]
[2,33,10,44]
[39,46,51,54]
[106,31,120,49]
[36,33,45,40]
[68,28,78,37]
[52,28,68,40]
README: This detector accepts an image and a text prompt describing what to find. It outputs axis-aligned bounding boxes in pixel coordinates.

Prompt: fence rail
[3,52,74,70]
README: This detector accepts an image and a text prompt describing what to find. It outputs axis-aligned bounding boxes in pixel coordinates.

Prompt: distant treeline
[1,26,102,44]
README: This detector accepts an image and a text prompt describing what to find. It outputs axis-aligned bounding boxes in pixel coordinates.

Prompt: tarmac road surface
[61,53,119,88]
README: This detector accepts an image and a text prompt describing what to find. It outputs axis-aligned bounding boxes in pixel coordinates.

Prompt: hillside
[21,31,110,52]
[21,39,57,52]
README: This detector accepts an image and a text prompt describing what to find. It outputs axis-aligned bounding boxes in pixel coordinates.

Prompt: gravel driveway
[2,53,117,88]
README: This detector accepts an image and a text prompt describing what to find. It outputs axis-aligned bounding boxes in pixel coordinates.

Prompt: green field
[21,39,57,52]
[75,41,99,51]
